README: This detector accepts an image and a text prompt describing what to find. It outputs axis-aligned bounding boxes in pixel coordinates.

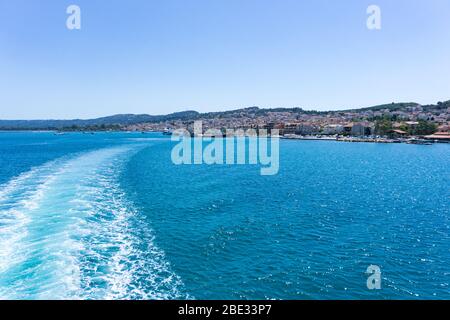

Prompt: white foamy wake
[0,146,187,300]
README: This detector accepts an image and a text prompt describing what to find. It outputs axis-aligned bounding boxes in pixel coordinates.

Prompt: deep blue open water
[0,131,448,299]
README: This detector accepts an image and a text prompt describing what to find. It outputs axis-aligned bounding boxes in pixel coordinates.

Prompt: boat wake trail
[0,146,187,300]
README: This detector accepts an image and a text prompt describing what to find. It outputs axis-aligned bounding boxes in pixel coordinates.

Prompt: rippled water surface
[0,132,449,299]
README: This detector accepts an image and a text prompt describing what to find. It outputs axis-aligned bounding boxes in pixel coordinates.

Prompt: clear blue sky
[1,0,449,119]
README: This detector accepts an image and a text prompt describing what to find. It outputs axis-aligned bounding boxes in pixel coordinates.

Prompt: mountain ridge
[0,100,448,130]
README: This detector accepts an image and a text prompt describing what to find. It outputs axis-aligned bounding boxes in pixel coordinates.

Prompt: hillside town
[125,101,450,143]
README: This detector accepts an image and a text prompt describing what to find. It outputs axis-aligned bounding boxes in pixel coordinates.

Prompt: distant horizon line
[1,99,449,121]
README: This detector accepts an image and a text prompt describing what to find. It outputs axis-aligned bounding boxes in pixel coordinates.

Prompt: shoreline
[1,130,449,145]
[281,135,450,144]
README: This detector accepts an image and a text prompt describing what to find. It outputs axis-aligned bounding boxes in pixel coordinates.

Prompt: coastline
[281,135,449,144]
[1,130,448,145]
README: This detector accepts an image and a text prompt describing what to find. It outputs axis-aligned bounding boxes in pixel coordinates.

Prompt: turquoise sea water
[0,131,448,299]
